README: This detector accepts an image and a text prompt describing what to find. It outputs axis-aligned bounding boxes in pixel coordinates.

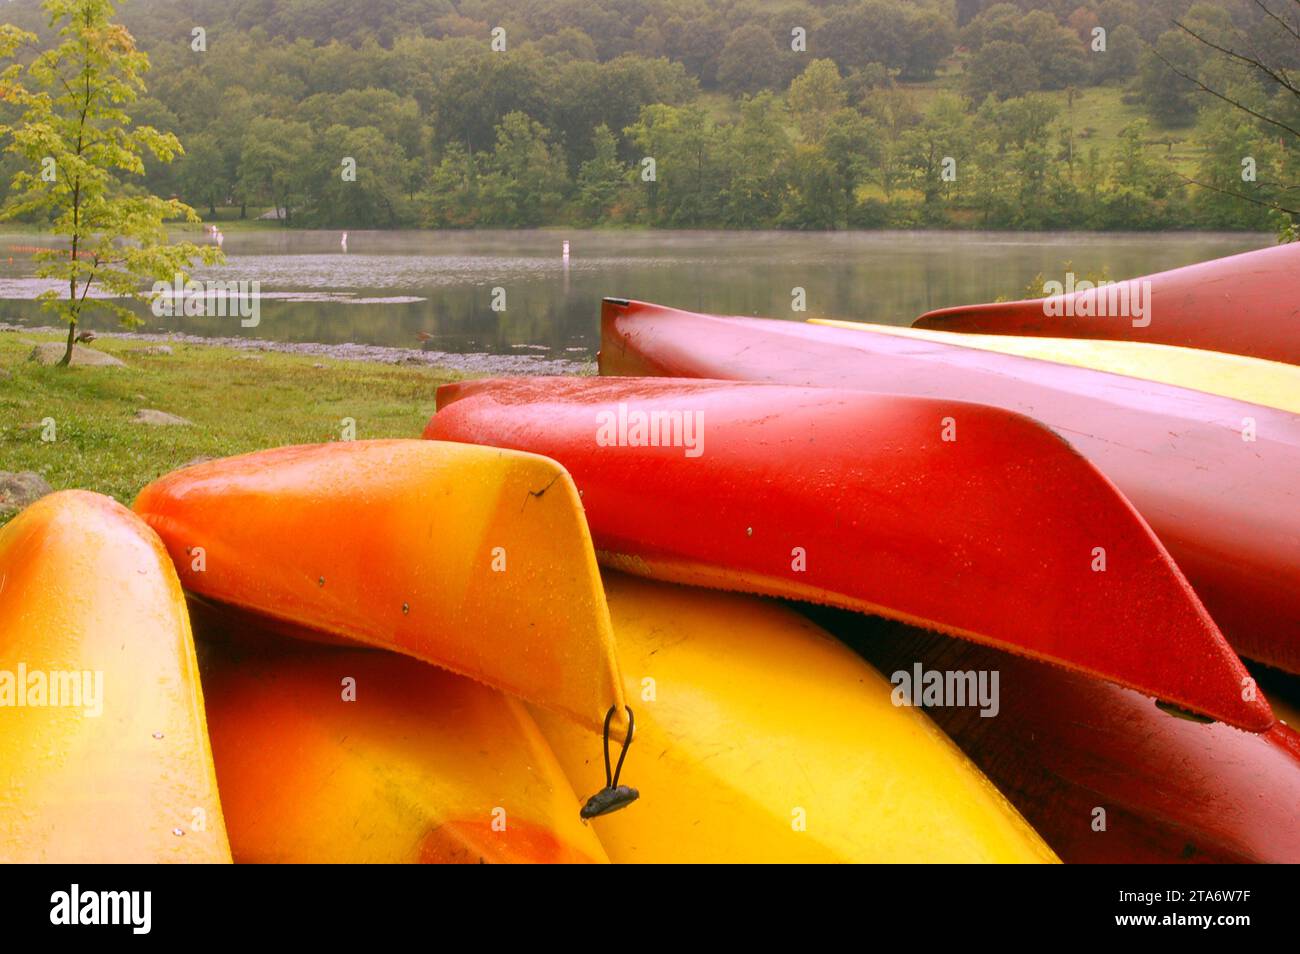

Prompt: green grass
[0,331,460,525]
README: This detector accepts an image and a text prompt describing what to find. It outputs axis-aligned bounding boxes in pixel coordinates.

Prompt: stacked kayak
[4,242,1297,865]
[810,319,1300,415]
[912,242,1300,365]
[820,610,1300,865]
[0,492,230,863]
[534,572,1057,863]
[133,440,626,733]
[124,439,1058,862]
[429,376,1267,730]
[599,297,1300,674]
[197,637,610,864]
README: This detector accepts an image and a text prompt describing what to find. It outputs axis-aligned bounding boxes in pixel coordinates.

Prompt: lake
[0,229,1272,359]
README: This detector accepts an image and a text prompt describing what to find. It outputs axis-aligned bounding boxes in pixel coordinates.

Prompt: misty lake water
[0,229,1272,360]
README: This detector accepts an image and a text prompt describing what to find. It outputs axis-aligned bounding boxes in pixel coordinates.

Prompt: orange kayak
[429,376,1270,731]
[598,298,1300,675]
[197,634,608,864]
[132,440,625,733]
[914,242,1300,365]
[0,492,230,863]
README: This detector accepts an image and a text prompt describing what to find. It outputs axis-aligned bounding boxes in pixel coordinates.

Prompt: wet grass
[0,329,458,525]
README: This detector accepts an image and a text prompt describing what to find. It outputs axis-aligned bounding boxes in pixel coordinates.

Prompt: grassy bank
[0,331,459,525]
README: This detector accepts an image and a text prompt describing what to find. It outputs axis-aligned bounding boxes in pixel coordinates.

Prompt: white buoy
[341,231,349,252]
[562,240,570,262]
[215,229,224,249]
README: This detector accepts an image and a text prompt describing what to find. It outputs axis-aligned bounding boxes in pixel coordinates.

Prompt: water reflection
[0,229,1271,356]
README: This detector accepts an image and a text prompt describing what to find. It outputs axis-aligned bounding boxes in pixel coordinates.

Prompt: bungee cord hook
[579,705,639,820]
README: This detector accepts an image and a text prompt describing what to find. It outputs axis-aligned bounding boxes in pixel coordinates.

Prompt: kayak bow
[0,492,230,863]
[133,440,625,733]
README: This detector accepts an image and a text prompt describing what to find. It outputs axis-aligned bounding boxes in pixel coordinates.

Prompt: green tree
[625,104,721,225]
[823,109,882,210]
[422,143,480,228]
[902,93,971,219]
[965,41,1036,101]
[175,131,229,217]
[238,116,315,222]
[479,111,568,226]
[1137,30,1202,128]
[716,24,785,95]
[311,124,410,227]
[0,0,219,366]
[1191,106,1278,230]
[787,59,846,144]
[720,92,791,227]
[779,144,842,230]
[575,123,625,222]
[1107,120,1164,226]
[1091,23,1142,83]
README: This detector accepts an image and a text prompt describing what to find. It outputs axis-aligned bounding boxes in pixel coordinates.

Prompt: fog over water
[0,229,1270,358]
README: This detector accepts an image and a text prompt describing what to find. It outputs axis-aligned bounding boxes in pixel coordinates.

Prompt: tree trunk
[59,319,76,367]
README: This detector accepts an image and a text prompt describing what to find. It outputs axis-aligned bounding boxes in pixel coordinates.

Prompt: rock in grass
[28,342,126,367]
[132,345,173,356]
[133,408,193,426]
[0,471,54,513]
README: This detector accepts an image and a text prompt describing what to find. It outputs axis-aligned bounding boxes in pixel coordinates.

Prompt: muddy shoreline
[0,322,593,376]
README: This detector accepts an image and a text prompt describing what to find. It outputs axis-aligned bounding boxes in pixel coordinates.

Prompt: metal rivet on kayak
[172,828,185,837]
[746,527,753,537]
[580,705,639,820]
[152,731,164,739]
[402,602,409,615]
[318,576,325,587]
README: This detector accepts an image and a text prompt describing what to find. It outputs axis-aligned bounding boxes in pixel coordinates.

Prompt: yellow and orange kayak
[197,636,609,864]
[0,491,230,863]
[811,318,1300,414]
[532,572,1059,863]
[133,440,624,733]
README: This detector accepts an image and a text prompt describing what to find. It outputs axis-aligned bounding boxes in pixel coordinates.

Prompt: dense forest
[2,0,1297,231]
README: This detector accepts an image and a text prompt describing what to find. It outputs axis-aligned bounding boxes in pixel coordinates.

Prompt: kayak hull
[132,440,625,732]
[599,298,1300,675]
[826,611,1300,864]
[812,319,1300,415]
[0,492,230,863]
[430,376,1269,730]
[533,572,1059,863]
[197,634,608,864]
[913,242,1300,365]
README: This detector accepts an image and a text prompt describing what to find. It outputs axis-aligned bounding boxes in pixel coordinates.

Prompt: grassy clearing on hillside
[0,331,458,524]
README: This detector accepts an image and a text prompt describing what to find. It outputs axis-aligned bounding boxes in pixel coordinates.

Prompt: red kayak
[599,298,1300,675]
[914,242,1300,365]
[832,615,1300,863]
[429,376,1271,731]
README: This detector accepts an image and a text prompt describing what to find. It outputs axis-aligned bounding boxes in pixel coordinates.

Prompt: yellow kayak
[0,492,230,863]
[533,572,1059,863]
[809,318,1300,414]
[198,637,609,863]
[133,440,625,733]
